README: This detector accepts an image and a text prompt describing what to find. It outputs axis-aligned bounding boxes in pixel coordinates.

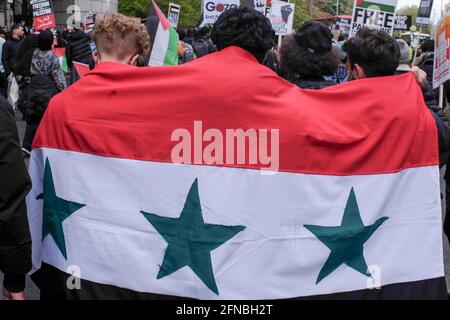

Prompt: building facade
[0,0,117,30]
[0,0,23,28]
[53,0,118,30]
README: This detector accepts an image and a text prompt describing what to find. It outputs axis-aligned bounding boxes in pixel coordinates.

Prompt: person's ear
[129,54,140,66]
[92,51,99,64]
[354,64,365,79]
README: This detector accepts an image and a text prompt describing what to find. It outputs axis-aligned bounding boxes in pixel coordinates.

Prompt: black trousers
[22,122,38,151]
[445,179,450,242]
[0,72,6,97]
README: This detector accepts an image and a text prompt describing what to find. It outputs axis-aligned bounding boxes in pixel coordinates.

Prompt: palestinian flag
[146,0,179,66]
[52,47,69,73]
[27,47,447,299]
[73,61,90,78]
[69,61,91,86]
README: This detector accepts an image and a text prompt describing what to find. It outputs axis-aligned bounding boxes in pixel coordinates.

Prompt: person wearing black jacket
[192,27,216,58]
[0,97,32,300]
[66,28,94,69]
[13,33,39,156]
[278,21,339,90]
[415,39,434,83]
[1,25,24,77]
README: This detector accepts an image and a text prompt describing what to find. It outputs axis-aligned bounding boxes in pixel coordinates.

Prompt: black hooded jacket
[0,97,32,292]
[66,30,94,69]
[1,37,23,76]
[23,74,59,123]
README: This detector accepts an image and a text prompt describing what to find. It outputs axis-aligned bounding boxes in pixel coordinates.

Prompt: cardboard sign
[31,0,56,31]
[350,0,398,37]
[416,0,434,27]
[203,0,240,25]
[269,1,295,36]
[394,15,412,31]
[168,3,181,28]
[433,14,450,89]
[333,17,352,33]
[254,0,266,14]
[84,12,96,32]
[337,17,352,27]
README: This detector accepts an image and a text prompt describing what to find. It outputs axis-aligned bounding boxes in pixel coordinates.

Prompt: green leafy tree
[119,0,202,26]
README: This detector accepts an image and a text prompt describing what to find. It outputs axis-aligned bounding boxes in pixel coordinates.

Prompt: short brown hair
[93,12,150,60]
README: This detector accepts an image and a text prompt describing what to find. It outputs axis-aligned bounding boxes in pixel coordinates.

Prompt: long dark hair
[279,34,339,80]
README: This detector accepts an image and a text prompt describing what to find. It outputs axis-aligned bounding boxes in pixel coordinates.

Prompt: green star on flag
[37,158,85,259]
[141,178,246,295]
[304,187,388,284]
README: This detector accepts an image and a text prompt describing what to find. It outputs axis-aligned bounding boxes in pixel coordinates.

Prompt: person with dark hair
[19,29,66,156]
[54,29,66,49]
[2,24,24,110]
[66,26,94,70]
[1,24,24,77]
[263,47,278,72]
[211,7,275,63]
[177,29,196,65]
[415,39,434,82]
[0,96,32,300]
[180,46,196,64]
[279,21,339,89]
[177,28,186,41]
[0,27,7,97]
[13,33,39,155]
[184,28,195,45]
[31,29,66,91]
[192,26,215,58]
[344,28,400,78]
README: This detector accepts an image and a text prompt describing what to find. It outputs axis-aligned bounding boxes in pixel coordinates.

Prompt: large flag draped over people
[146,0,179,66]
[27,46,447,299]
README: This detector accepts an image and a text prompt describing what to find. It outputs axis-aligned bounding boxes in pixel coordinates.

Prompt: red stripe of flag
[33,47,438,175]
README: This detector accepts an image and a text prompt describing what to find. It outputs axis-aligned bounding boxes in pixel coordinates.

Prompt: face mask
[347,64,360,81]
[127,54,139,66]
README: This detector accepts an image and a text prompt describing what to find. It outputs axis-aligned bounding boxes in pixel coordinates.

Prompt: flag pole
[412,27,422,66]
[439,0,446,108]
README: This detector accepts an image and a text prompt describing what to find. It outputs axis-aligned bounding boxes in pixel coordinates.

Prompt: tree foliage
[118,0,202,26]
[396,5,431,35]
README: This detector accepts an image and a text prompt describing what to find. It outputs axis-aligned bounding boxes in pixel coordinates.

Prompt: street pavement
[1,114,449,300]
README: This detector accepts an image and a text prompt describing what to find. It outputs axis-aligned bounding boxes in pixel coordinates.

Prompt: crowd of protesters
[1,7,450,299]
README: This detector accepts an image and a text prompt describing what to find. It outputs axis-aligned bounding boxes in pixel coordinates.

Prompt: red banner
[34,13,56,31]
